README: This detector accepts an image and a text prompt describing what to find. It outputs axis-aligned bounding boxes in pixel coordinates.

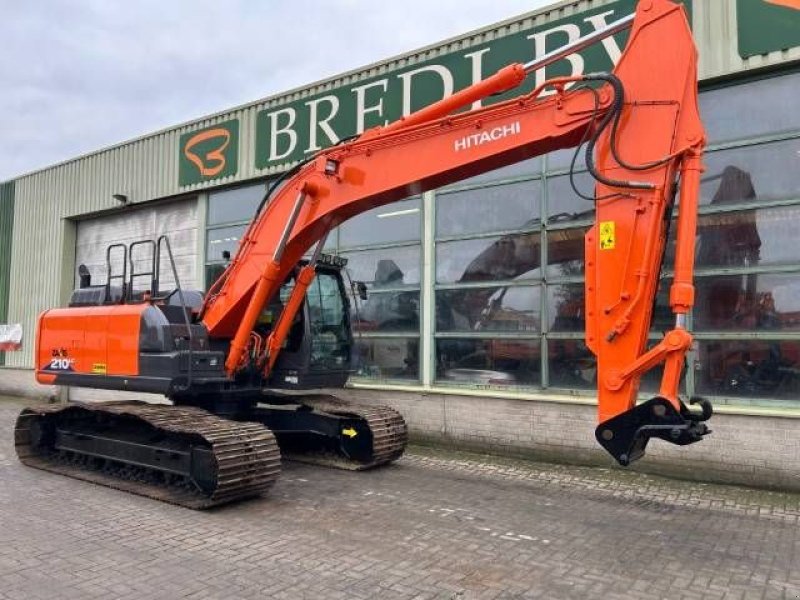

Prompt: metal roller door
[74,198,199,294]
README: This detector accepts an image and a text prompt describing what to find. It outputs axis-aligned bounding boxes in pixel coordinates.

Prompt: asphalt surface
[1,396,799,599]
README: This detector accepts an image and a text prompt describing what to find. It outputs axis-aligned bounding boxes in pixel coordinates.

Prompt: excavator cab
[267,257,354,390]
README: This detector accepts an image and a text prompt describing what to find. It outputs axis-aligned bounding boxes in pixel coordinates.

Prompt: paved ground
[1,396,799,600]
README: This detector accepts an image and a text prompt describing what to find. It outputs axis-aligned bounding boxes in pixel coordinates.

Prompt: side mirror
[355,281,368,301]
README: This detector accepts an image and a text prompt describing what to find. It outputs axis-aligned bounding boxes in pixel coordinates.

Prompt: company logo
[178,119,239,186]
[184,128,231,177]
[454,122,521,152]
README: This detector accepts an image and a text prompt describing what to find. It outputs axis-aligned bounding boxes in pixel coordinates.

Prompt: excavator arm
[201,0,709,465]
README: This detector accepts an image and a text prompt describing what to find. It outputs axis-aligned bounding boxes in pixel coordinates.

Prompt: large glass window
[547,172,595,221]
[201,70,800,405]
[694,272,800,332]
[683,72,800,404]
[339,197,421,248]
[695,207,800,271]
[204,182,269,289]
[442,157,541,189]
[436,180,540,238]
[437,286,541,333]
[426,69,800,401]
[207,184,266,226]
[547,339,595,390]
[206,224,246,263]
[436,338,541,387]
[436,232,543,284]
[700,140,800,207]
[353,291,420,333]
[435,170,544,388]
[546,227,587,278]
[337,195,422,382]
[699,71,800,144]
[345,246,420,288]
[695,340,800,400]
[353,338,419,380]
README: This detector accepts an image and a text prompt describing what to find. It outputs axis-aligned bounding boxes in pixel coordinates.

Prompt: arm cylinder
[374,64,526,136]
[669,151,703,315]
[522,13,635,74]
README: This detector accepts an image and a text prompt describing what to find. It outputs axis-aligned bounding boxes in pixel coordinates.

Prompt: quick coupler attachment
[595,396,712,466]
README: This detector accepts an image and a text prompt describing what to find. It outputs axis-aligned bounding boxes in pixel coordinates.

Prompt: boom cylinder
[670,151,704,315]
[225,189,309,375]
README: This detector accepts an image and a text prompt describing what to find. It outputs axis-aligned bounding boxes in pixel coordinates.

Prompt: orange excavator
[15,0,711,508]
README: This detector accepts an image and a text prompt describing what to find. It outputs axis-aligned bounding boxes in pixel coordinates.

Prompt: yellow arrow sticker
[342,427,358,438]
[599,221,615,250]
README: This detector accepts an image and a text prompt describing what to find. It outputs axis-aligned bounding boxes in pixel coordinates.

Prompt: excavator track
[15,402,281,509]
[258,395,408,470]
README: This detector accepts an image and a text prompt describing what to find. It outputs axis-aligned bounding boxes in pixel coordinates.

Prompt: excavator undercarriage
[15,396,407,508]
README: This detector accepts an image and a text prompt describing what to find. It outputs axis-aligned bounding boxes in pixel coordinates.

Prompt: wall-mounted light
[113,193,129,205]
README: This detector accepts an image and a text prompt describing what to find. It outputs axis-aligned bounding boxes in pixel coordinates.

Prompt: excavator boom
[201,0,708,464]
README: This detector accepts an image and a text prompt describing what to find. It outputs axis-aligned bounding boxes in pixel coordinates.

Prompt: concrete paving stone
[2,396,800,598]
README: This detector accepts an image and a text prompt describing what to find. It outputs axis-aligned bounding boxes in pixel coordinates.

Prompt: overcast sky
[0,0,557,182]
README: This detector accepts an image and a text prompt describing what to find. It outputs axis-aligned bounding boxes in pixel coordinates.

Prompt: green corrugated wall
[0,181,15,366]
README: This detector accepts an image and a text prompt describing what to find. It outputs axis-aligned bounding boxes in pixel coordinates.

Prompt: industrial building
[1,0,799,487]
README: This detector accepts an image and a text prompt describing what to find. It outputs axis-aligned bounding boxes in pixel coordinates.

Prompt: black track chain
[280,394,408,470]
[15,401,281,509]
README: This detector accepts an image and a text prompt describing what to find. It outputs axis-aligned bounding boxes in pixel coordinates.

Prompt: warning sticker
[599,221,615,250]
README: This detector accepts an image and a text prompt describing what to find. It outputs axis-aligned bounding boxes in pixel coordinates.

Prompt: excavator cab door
[267,265,353,390]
